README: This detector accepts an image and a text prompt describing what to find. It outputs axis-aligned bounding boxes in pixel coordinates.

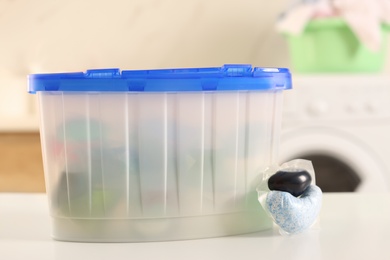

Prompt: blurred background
[1,0,389,193]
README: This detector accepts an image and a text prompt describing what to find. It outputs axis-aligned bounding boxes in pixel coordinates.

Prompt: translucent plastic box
[28,64,292,242]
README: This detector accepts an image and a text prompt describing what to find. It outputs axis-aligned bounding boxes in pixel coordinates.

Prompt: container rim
[28,64,292,93]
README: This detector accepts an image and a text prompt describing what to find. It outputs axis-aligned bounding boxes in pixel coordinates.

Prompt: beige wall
[0,0,291,75]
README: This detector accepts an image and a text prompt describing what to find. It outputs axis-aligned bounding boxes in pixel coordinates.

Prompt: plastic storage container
[286,18,390,73]
[28,64,292,242]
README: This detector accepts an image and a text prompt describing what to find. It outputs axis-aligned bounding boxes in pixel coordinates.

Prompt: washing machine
[280,75,390,192]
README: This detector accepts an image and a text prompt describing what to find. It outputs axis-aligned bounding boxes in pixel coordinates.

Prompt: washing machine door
[280,127,389,192]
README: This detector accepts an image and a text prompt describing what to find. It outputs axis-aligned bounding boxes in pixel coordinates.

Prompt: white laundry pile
[277,0,390,51]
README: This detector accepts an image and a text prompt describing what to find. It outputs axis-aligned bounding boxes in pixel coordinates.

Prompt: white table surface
[1,193,390,260]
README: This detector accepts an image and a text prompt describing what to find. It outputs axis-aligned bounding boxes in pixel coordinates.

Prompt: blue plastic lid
[28,64,292,94]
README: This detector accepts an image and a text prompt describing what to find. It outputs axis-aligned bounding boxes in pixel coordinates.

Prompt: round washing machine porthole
[279,127,390,193]
[286,153,361,192]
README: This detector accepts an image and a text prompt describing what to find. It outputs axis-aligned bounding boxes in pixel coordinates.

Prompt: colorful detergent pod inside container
[28,64,292,242]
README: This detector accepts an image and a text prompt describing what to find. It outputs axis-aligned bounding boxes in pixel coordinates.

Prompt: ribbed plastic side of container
[38,90,283,242]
